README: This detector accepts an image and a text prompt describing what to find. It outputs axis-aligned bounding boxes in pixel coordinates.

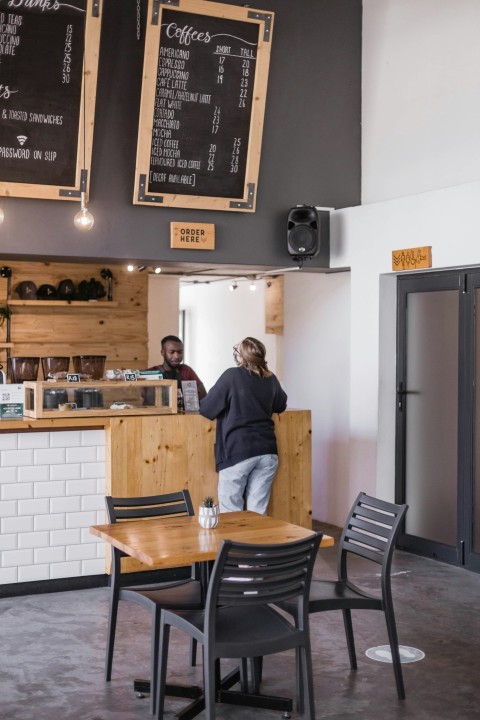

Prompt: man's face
[162,340,184,369]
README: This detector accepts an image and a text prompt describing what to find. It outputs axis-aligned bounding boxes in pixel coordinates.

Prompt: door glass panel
[405,290,458,545]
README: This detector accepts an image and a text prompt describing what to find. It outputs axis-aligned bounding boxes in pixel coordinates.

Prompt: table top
[90,511,334,568]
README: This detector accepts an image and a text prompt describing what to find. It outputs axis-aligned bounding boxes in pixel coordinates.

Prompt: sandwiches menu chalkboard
[134,0,274,213]
[0,0,102,202]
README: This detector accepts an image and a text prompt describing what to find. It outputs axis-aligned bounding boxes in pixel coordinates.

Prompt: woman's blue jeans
[218,454,279,514]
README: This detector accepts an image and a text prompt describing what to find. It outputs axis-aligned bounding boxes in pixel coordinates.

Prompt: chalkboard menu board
[134,0,274,212]
[0,0,102,201]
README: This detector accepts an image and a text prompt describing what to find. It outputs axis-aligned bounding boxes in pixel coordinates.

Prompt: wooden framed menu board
[134,0,274,212]
[0,0,102,202]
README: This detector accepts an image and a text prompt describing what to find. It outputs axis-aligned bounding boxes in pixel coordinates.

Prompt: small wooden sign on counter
[392,246,432,271]
[170,222,215,250]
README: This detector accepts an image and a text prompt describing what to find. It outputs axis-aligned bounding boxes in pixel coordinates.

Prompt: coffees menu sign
[0,0,102,201]
[134,0,274,213]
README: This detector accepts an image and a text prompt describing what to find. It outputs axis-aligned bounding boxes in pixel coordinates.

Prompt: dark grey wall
[0,0,361,269]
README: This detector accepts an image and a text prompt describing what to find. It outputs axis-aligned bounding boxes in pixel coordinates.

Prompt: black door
[395,269,480,572]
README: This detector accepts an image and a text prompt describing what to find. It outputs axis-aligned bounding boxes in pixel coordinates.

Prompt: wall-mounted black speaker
[287,205,330,267]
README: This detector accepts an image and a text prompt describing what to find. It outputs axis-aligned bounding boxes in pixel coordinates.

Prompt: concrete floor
[1,523,480,720]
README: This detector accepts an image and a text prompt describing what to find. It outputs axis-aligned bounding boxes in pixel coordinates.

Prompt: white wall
[326,0,480,519]
[179,278,278,392]
[362,0,480,204]
[283,272,351,525]
[148,275,180,366]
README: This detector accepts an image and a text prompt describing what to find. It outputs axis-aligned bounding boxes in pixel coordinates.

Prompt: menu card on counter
[0,0,102,201]
[0,384,24,419]
[134,0,274,212]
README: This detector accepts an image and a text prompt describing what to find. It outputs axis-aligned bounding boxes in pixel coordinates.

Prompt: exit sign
[170,222,215,250]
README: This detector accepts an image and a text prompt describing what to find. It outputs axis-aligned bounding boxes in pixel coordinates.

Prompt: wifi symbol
[17,135,28,146]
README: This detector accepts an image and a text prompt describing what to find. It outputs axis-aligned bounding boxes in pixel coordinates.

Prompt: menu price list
[0,0,86,187]
[148,9,259,200]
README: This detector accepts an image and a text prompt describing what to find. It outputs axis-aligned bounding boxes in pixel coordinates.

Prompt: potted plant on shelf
[198,496,220,529]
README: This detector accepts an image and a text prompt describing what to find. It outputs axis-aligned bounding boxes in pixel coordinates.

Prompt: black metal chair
[155,532,323,720]
[280,492,408,703]
[104,491,203,714]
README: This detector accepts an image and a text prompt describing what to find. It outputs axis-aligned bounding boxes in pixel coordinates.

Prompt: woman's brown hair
[236,337,272,378]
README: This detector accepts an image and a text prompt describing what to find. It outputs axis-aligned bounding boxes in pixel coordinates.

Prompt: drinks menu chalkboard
[0,0,102,202]
[134,0,274,213]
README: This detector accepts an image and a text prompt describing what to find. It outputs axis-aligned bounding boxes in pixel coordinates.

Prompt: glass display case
[22,380,177,418]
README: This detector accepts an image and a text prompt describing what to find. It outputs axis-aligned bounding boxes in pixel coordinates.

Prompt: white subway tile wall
[0,430,107,585]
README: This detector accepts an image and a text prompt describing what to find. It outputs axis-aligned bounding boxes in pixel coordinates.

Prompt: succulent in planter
[0,304,11,327]
[199,496,219,528]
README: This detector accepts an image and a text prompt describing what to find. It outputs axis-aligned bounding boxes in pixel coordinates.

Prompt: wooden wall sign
[0,0,102,202]
[170,221,215,250]
[134,0,274,213]
[392,246,433,271]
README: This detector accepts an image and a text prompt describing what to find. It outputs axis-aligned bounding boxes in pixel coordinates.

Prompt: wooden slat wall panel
[106,411,311,572]
[0,261,147,372]
[265,274,284,334]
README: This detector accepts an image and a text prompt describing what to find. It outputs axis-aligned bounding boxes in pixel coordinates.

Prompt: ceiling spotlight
[154,267,162,274]
[127,264,135,272]
[229,281,238,292]
[249,280,257,291]
[138,266,147,272]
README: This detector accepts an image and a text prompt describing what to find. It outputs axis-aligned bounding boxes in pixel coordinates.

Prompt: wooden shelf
[0,343,14,348]
[9,300,118,307]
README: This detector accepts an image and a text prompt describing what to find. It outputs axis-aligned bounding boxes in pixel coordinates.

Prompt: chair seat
[165,603,306,659]
[120,579,202,609]
[308,580,383,611]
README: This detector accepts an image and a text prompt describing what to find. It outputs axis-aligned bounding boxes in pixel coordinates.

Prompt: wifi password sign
[16,135,28,146]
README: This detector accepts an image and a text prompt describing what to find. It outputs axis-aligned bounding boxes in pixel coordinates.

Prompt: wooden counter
[0,411,311,526]
[106,410,312,528]
[0,410,312,579]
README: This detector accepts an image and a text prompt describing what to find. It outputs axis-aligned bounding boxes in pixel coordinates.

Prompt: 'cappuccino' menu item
[0,0,102,201]
[134,0,274,213]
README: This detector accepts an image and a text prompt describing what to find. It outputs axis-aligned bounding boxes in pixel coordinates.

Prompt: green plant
[0,304,11,327]
[201,496,216,508]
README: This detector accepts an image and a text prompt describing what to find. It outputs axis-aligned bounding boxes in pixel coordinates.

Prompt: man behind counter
[149,335,207,400]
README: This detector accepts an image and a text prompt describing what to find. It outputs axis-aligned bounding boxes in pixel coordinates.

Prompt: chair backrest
[105,491,195,581]
[106,490,194,524]
[338,492,408,581]
[205,533,322,632]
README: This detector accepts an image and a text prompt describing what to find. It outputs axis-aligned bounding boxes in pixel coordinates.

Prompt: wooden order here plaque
[134,0,274,213]
[0,0,102,202]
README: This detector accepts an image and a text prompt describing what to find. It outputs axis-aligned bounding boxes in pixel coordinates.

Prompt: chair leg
[155,619,171,720]
[384,604,406,700]
[190,638,198,667]
[296,646,304,714]
[342,609,357,669]
[204,649,217,720]
[250,657,262,694]
[150,606,162,714]
[105,593,119,681]
[240,659,249,692]
[299,641,316,720]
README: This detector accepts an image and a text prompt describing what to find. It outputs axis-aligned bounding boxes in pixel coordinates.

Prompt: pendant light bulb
[0,207,4,225]
[74,192,94,231]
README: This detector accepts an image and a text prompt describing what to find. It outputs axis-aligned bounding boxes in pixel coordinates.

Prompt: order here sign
[170,222,215,250]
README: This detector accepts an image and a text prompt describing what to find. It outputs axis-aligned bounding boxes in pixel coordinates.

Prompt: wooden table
[90,510,333,566]
[90,512,333,719]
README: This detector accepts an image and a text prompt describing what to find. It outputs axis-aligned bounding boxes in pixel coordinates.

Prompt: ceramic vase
[198,504,220,529]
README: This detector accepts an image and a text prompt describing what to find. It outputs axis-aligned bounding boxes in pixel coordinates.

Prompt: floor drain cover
[365,645,425,664]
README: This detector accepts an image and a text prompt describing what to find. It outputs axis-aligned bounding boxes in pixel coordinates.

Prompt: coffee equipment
[72,355,106,380]
[8,357,40,383]
[41,356,70,379]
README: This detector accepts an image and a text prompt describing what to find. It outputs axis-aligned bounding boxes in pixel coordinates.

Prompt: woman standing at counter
[199,337,287,514]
